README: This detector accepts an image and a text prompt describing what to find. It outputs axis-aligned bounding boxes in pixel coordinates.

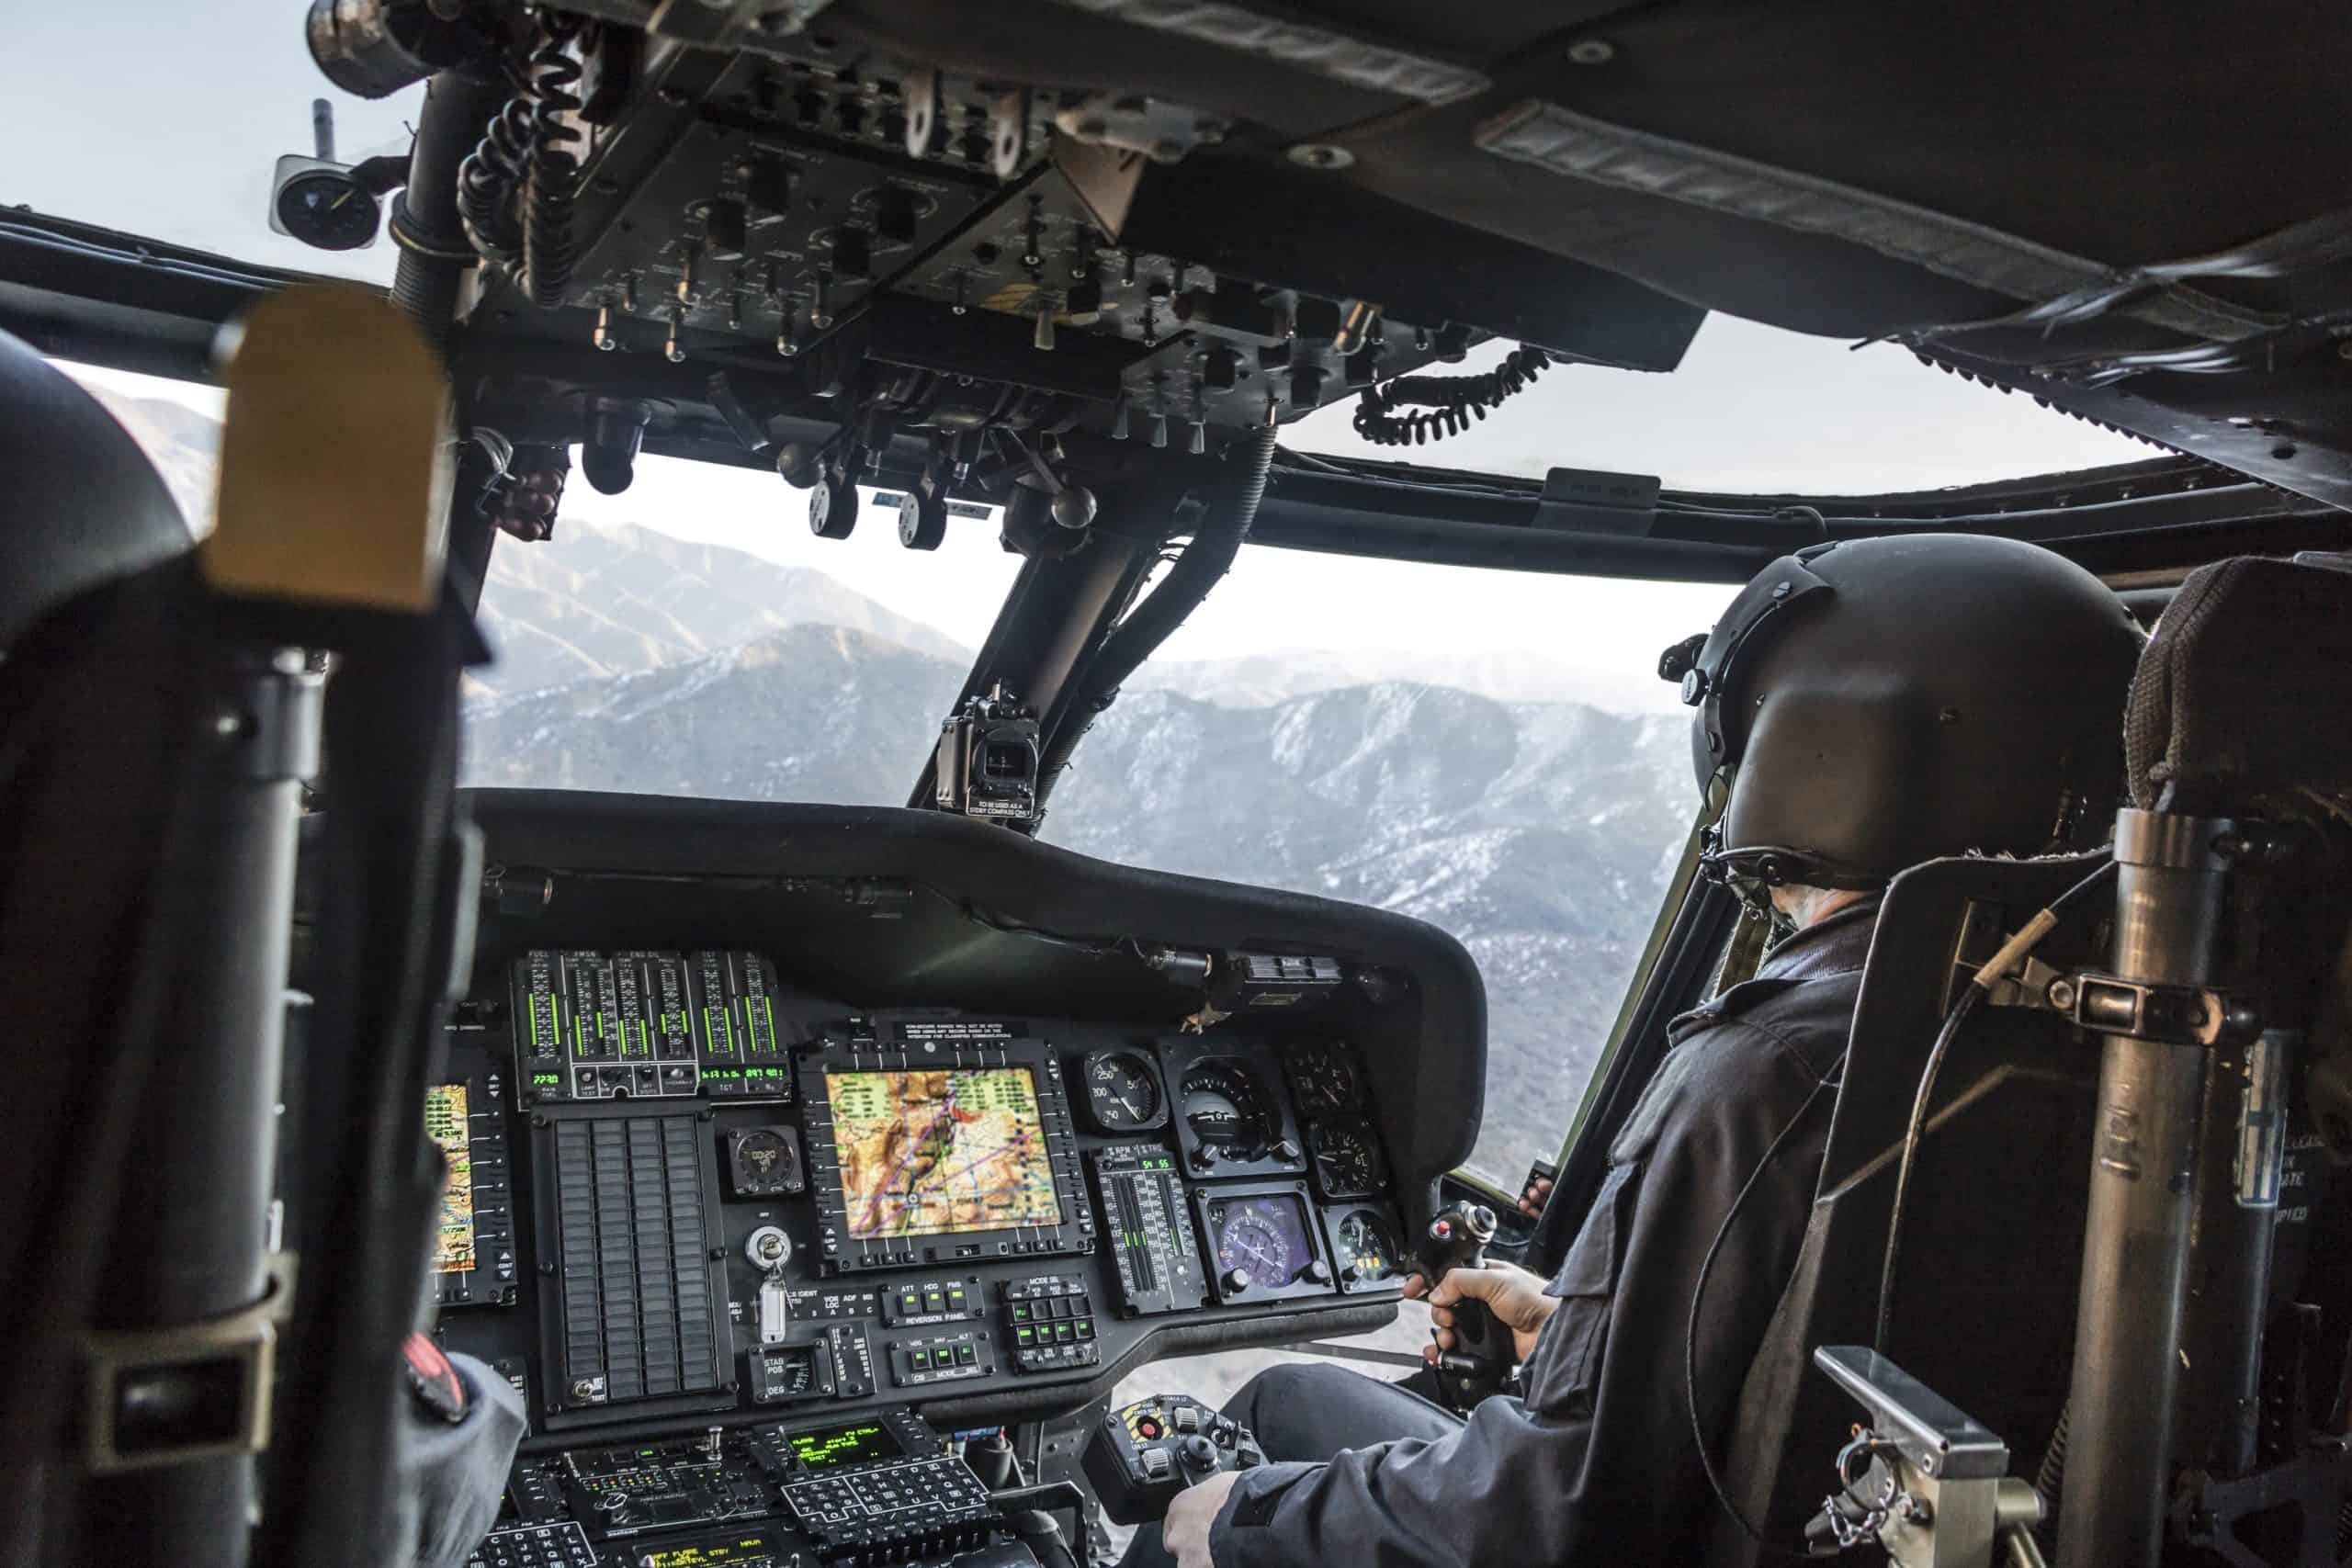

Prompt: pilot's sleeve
[396,1336,529,1568]
[1204,1016,1832,1568]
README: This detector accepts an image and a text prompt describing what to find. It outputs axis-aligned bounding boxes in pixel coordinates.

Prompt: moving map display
[424,1083,476,1272]
[828,1068,1062,1239]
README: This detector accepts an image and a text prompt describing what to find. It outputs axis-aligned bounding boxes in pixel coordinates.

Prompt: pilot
[1135,534,2145,1568]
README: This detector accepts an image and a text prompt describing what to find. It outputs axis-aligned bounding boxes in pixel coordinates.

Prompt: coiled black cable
[522,11,585,308]
[1350,344,1552,446]
[457,91,534,265]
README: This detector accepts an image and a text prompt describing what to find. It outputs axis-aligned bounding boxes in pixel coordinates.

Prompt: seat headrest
[0,328,192,652]
[2125,555,2352,811]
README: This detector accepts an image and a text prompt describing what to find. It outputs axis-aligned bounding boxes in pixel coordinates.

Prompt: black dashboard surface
[430,791,1485,1556]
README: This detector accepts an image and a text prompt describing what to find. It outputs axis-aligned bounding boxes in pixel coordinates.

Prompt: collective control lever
[1414,1201,1516,1408]
[1083,1395,1266,1525]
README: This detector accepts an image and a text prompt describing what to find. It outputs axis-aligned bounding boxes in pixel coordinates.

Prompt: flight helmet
[1660,534,2145,890]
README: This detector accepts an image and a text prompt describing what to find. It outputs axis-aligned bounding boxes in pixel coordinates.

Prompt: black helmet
[1659,534,2144,890]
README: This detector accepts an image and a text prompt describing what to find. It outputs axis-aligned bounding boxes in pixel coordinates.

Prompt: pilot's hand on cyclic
[1403,1260,1555,1364]
[1164,1468,1242,1568]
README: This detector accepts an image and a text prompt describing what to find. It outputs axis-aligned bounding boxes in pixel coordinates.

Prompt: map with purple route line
[829,1067,1061,1239]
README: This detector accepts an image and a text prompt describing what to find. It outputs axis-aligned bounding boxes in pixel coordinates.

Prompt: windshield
[68,355,1712,1194]
[5,0,417,288]
[1043,558,1723,1190]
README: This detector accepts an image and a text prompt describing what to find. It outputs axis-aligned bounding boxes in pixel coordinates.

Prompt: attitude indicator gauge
[1180,1060,1273,1157]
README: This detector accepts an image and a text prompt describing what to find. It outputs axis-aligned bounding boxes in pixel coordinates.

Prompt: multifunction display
[798,1031,1094,1273]
[426,1083,476,1273]
[829,1067,1061,1241]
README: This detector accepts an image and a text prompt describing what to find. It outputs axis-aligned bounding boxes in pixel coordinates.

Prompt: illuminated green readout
[639,1537,774,1567]
[788,1420,902,1468]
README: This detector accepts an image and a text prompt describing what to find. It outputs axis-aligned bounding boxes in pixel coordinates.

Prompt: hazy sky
[26,0,2151,682]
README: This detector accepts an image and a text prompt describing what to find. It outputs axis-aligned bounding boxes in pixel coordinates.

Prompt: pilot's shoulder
[1610,972,1858,1166]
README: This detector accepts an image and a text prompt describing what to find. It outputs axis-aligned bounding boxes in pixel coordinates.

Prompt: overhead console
[434,790,1484,1565]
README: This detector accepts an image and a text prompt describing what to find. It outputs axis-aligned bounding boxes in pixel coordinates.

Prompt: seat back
[0,330,190,653]
[1713,852,2110,1559]
[0,328,204,1562]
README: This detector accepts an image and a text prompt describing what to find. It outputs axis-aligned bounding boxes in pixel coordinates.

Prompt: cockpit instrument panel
[440,931,1412,1560]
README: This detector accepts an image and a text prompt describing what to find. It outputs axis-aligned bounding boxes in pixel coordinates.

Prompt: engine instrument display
[1283,1041,1363,1117]
[1307,1119,1387,1200]
[1079,1049,1166,1134]
[1328,1207,1402,1288]
[828,1068,1062,1240]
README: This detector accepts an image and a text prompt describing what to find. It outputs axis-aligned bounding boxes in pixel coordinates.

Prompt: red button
[1137,1418,1163,1439]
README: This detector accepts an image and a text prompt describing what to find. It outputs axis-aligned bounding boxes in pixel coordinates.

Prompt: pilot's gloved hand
[398,1336,527,1568]
[1403,1259,1557,1364]
[1517,1175,1554,1219]
[1164,1468,1243,1568]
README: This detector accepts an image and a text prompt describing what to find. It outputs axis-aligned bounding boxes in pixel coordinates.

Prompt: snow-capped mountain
[471,517,970,699]
[1125,645,1682,716]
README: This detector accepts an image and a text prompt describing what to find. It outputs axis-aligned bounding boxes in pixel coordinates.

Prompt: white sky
[27,0,2151,680]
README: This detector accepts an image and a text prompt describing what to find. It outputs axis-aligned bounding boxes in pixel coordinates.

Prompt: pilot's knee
[1224,1362,1342,1442]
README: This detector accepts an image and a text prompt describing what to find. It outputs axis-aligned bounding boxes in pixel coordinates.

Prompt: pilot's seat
[0,326,207,1561]
[1711,852,2104,1558]
[1713,555,2352,1562]
[0,327,192,651]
